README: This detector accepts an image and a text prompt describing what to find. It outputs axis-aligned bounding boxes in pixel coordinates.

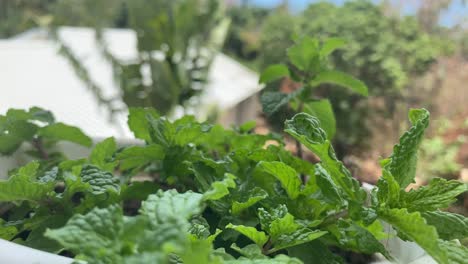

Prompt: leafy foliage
[254,1,449,152]
[259,36,368,140]
[0,107,91,168]
[0,105,466,263]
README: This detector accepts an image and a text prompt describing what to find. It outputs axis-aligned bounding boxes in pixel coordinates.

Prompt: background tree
[255,1,449,155]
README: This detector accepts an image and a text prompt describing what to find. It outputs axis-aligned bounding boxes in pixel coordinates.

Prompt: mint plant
[0,105,467,263]
[259,36,368,139]
[0,107,92,176]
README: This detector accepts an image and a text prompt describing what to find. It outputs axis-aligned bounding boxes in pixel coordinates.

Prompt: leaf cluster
[0,106,466,263]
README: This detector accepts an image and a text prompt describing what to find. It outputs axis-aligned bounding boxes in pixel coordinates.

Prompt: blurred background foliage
[225,0,461,156]
[1,0,229,116]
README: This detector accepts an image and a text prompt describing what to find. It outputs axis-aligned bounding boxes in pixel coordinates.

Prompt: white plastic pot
[0,239,74,264]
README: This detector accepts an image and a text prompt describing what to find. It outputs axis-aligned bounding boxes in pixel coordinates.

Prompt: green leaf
[230,243,309,263]
[231,243,266,258]
[204,173,237,201]
[260,91,297,116]
[28,106,55,124]
[258,205,300,241]
[310,70,368,96]
[320,38,346,58]
[140,190,204,224]
[284,113,365,202]
[89,137,118,171]
[45,205,125,263]
[376,170,401,208]
[334,221,390,258]
[80,165,120,195]
[232,187,268,215]
[116,145,165,170]
[314,164,345,205]
[401,178,467,211]
[39,122,92,147]
[383,108,430,188]
[378,208,447,263]
[302,99,336,139]
[258,161,301,199]
[120,181,160,201]
[127,107,159,142]
[270,229,328,253]
[0,219,18,240]
[287,36,320,72]
[259,64,290,84]
[438,240,468,264]
[239,121,256,133]
[225,224,269,247]
[288,241,344,264]
[0,161,54,202]
[0,134,24,155]
[422,211,468,240]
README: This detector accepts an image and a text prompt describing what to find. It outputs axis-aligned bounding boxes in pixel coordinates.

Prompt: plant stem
[296,101,306,183]
[32,137,49,160]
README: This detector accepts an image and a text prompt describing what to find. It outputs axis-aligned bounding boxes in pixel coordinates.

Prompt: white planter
[0,239,74,264]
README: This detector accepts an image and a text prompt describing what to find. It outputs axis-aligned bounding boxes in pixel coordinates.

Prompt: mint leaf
[310,70,368,96]
[0,161,54,202]
[140,190,204,224]
[302,99,336,139]
[314,164,345,205]
[232,187,268,215]
[376,170,401,208]
[226,224,269,247]
[438,240,468,264]
[259,64,290,84]
[284,113,365,202]
[383,108,430,188]
[38,122,92,147]
[0,219,18,240]
[260,91,299,116]
[270,229,327,253]
[258,161,301,199]
[288,241,344,264]
[45,205,124,263]
[287,36,320,72]
[334,221,390,258]
[89,137,118,171]
[204,173,237,201]
[423,211,468,240]
[378,208,447,263]
[120,181,160,201]
[269,214,299,240]
[116,145,165,170]
[80,165,120,195]
[402,178,466,211]
[127,107,159,142]
[226,253,303,264]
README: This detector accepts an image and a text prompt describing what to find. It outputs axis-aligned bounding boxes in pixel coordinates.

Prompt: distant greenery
[418,119,465,181]
[224,0,452,155]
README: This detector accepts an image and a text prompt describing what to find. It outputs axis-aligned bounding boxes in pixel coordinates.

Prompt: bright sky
[248,0,467,27]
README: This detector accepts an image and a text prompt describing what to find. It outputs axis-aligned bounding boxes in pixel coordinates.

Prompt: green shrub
[0,106,467,263]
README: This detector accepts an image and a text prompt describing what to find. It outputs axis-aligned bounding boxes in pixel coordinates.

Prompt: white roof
[0,27,262,140]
